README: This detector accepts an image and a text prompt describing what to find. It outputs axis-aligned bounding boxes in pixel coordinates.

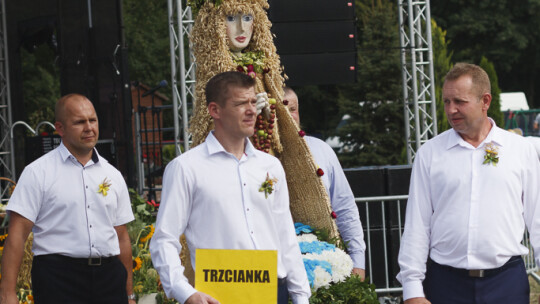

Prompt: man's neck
[459,118,493,148]
[213,130,246,160]
[64,145,94,166]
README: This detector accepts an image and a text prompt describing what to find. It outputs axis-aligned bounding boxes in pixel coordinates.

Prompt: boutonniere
[483,142,499,166]
[97,178,112,196]
[259,173,278,198]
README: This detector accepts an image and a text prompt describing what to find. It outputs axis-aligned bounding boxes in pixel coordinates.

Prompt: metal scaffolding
[167,0,195,156]
[0,0,14,188]
[398,0,437,163]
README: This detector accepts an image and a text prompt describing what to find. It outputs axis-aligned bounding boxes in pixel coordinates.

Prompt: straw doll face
[225,12,254,55]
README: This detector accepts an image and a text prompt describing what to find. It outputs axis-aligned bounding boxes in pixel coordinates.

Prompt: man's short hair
[444,63,491,98]
[205,71,256,106]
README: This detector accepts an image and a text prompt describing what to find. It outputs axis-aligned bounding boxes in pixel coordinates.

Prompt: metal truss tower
[398,0,437,163]
[0,0,14,187]
[167,0,438,164]
[167,0,195,155]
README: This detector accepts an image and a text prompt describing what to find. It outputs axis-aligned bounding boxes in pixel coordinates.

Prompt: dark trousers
[32,254,128,304]
[424,257,529,304]
[277,278,289,304]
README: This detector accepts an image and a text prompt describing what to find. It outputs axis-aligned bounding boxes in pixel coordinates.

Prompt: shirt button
[247,208,250,211]
[243,183,246,186]
[88,205,90,208]
[89,225,92,228]
[92,244,94,247]
[86,186,88,189]
[251,231,253,234]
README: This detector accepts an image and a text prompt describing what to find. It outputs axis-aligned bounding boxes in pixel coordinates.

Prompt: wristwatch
[128,294,136,301]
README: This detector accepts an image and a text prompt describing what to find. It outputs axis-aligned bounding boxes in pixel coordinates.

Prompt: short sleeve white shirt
[7,142,134,258]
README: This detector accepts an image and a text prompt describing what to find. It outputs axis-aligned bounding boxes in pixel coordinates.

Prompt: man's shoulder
[167,144,207,168]
[25,147,61,170]
[305,135,331,149]
[417,129,454,152]
[497,127,536,150]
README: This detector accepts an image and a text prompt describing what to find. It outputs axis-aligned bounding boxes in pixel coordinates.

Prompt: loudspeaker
[267,0,357,86]
[385,165,411,228]
[346,167,385,229]
[268,0,354,22]
[280,52,356,86]
[272,21,356,54]
[385,165,412,196]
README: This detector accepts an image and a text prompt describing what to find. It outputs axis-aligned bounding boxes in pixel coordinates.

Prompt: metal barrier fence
[356,195,539,294]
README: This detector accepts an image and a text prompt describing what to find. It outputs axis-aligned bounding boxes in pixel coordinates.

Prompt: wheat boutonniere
[483,142,499,166]
[97,178,112,196]
[259,173,278,199]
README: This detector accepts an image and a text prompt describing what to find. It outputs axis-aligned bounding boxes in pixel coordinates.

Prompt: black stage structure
[5,0,134,186]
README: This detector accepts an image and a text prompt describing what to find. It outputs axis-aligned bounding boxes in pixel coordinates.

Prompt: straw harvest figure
[189,0,338,236]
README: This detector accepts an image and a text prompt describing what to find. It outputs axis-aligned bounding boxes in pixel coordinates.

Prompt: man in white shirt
[0,94,136,304]
[284,87,366,280]
[150,71,311,304]
[397,63,540,304]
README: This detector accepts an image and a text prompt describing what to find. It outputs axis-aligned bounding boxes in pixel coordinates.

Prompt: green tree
[431,19,452,133]
[431,0,540,108]
[479,57,504,127]
[20,46,61,128]
[335,0,405,167]
[122,0,171,91]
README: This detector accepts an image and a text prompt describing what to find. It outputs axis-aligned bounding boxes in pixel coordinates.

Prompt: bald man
[0,94,136,304]
[284,87,366,279]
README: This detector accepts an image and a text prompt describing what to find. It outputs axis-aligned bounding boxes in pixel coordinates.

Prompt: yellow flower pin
[483,142,499,166]
[97,178,112,196]
[259,172,278,199]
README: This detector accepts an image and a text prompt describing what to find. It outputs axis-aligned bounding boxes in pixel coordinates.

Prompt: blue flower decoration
[294,222,313,235]
[299,241,336,255]
[303,259,333,287]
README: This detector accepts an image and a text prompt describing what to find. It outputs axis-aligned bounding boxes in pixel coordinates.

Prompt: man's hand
[352,268,365,281]
[255,92,270,117]
[185,292,220,304]
[404,297,431,304]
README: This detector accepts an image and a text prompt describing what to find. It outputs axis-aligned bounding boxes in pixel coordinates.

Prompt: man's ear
[481,93,492,111]
[54,121,64,137]
[208,102,220,120]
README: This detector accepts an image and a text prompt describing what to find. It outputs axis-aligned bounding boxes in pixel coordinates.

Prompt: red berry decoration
[283,99,289,105]
[263,68,270,74]
[316,168,324,176]
[298,130,306,137]
[247,64,254,72]
[331,211,337,219]
[236,66,244,73]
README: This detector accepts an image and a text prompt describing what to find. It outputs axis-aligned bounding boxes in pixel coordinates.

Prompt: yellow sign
[195,249,278,304]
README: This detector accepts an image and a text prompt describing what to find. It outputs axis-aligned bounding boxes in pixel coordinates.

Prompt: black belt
[35,254,118,266]
[278,278,287,286]
[429,256,522,278]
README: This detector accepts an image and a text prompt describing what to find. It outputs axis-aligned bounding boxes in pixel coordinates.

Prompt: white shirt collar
[446,117,505,150]
[205,131,258,159]
[58,141,101,165]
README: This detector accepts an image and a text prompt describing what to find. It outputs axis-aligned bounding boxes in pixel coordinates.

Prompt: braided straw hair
[189,0,339,237]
